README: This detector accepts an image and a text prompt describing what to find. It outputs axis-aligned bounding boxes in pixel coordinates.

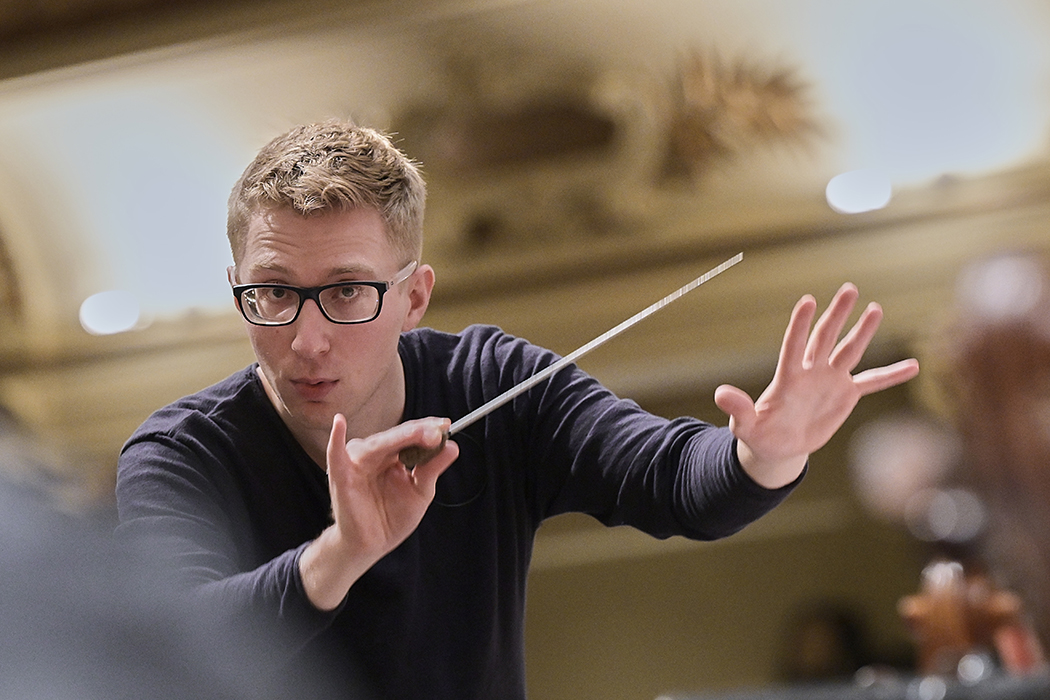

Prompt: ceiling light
[79,290,143,335]
[825,168,892,214]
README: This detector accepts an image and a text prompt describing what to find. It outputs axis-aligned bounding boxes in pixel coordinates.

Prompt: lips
[290,378,337,402]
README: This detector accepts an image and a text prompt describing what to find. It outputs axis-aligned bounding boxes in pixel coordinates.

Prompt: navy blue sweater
[116,325,799,699]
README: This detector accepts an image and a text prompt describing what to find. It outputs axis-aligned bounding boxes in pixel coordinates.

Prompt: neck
[342,355,407,442]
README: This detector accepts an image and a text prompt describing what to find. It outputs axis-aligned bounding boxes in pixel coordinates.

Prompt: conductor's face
[231,206,425,447]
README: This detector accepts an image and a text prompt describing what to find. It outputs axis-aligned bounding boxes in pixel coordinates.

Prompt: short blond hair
[227,120,426,264]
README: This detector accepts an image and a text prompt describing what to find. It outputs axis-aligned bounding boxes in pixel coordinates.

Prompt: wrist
[299,525,372,611]
[735,439,807,490]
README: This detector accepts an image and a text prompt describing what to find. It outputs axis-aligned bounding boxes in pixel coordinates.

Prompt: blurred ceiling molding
[0,0,531,82]
[0,231,23,325]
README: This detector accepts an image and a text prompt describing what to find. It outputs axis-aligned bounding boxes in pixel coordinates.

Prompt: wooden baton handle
[398,431,449,469]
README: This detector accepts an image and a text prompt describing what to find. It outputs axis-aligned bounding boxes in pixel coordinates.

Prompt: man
[116,119,919,699]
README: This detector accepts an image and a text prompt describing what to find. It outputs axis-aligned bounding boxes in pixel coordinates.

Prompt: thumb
[409,439,460,497]
[714,384,756,433]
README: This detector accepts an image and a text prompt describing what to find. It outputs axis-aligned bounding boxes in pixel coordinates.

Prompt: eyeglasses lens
[317,285,380,322]
[243,288,298,324]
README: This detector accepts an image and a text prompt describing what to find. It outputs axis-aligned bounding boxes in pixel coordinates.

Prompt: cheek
[382,294,415,332]
[331,323,404,377]
[245,326,286,364]
[340,322,398,357]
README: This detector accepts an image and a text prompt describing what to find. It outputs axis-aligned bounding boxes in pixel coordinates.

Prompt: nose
[290,299,331,357]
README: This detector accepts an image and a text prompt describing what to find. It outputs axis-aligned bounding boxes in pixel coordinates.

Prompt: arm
[714,283,920,489]
[117,412,455,638]
[494,333,797,540]
[116,436,330,649]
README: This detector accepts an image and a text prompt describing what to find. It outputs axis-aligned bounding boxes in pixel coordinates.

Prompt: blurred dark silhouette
[910,251,1050,674]
[778,603,872,683]
[943,253,1050,653]
[845,252,1050,679]
[0,408,356,700]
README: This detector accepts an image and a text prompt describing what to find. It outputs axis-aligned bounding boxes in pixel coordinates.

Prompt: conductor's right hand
[299,414,459,611]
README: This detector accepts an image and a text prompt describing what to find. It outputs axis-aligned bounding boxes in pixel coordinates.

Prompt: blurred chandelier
[661,49,823,181]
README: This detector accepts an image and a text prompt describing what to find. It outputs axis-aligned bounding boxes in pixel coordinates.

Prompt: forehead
[240,206,397,277]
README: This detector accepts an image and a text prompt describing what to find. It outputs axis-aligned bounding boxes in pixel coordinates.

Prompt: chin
[273,392,330,429]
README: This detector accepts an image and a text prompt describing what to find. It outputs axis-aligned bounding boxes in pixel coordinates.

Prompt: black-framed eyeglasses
[232,261,418,326]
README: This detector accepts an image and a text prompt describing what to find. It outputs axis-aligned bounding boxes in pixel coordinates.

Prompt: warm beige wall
[524,381,928,700]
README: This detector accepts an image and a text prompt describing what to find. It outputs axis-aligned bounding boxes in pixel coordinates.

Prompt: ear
[227,266,241,314]
[401,263,435,332]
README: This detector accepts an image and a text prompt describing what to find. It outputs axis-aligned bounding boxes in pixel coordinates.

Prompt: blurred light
[848,413,960,522]
[79,290,143,335]
[826,169,892,213]
[958,653,994,685]
[904,487,986,543]
[956,254,1045,320]
[914,675,948,700]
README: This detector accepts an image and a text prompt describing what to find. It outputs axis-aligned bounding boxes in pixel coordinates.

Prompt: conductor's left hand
[713,283,920,489]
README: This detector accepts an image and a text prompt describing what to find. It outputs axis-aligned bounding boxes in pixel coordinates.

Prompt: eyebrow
[247,259,379,280]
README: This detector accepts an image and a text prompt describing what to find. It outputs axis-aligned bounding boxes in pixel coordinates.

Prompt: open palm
[715,283,920,489]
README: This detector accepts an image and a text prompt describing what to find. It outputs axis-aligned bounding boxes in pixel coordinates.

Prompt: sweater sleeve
[675,423,804,539]
[483,331,802,539]
[115,423,341,656]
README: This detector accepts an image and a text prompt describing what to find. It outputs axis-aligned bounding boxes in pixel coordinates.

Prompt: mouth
[290,378,337,402]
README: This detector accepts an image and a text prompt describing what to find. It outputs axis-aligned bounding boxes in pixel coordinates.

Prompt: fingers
[399,421,458,482]
[803,283,859,368]
[777,294,817,375]
[408,439,460,496]
[829,302,883,371]
[335,416,456,489]
[343,417,450,465]
[784,284,893,375]
[852,358,920,396]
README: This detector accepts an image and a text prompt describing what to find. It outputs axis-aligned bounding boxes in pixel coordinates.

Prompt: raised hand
[713,283,919,489]
[299,415,459,610]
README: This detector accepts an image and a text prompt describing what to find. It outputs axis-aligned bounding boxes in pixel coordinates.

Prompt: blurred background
[2,0,1050,698]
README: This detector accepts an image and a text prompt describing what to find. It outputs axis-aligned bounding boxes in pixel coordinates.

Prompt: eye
[336,285,360,300]
[248,286,298,309]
